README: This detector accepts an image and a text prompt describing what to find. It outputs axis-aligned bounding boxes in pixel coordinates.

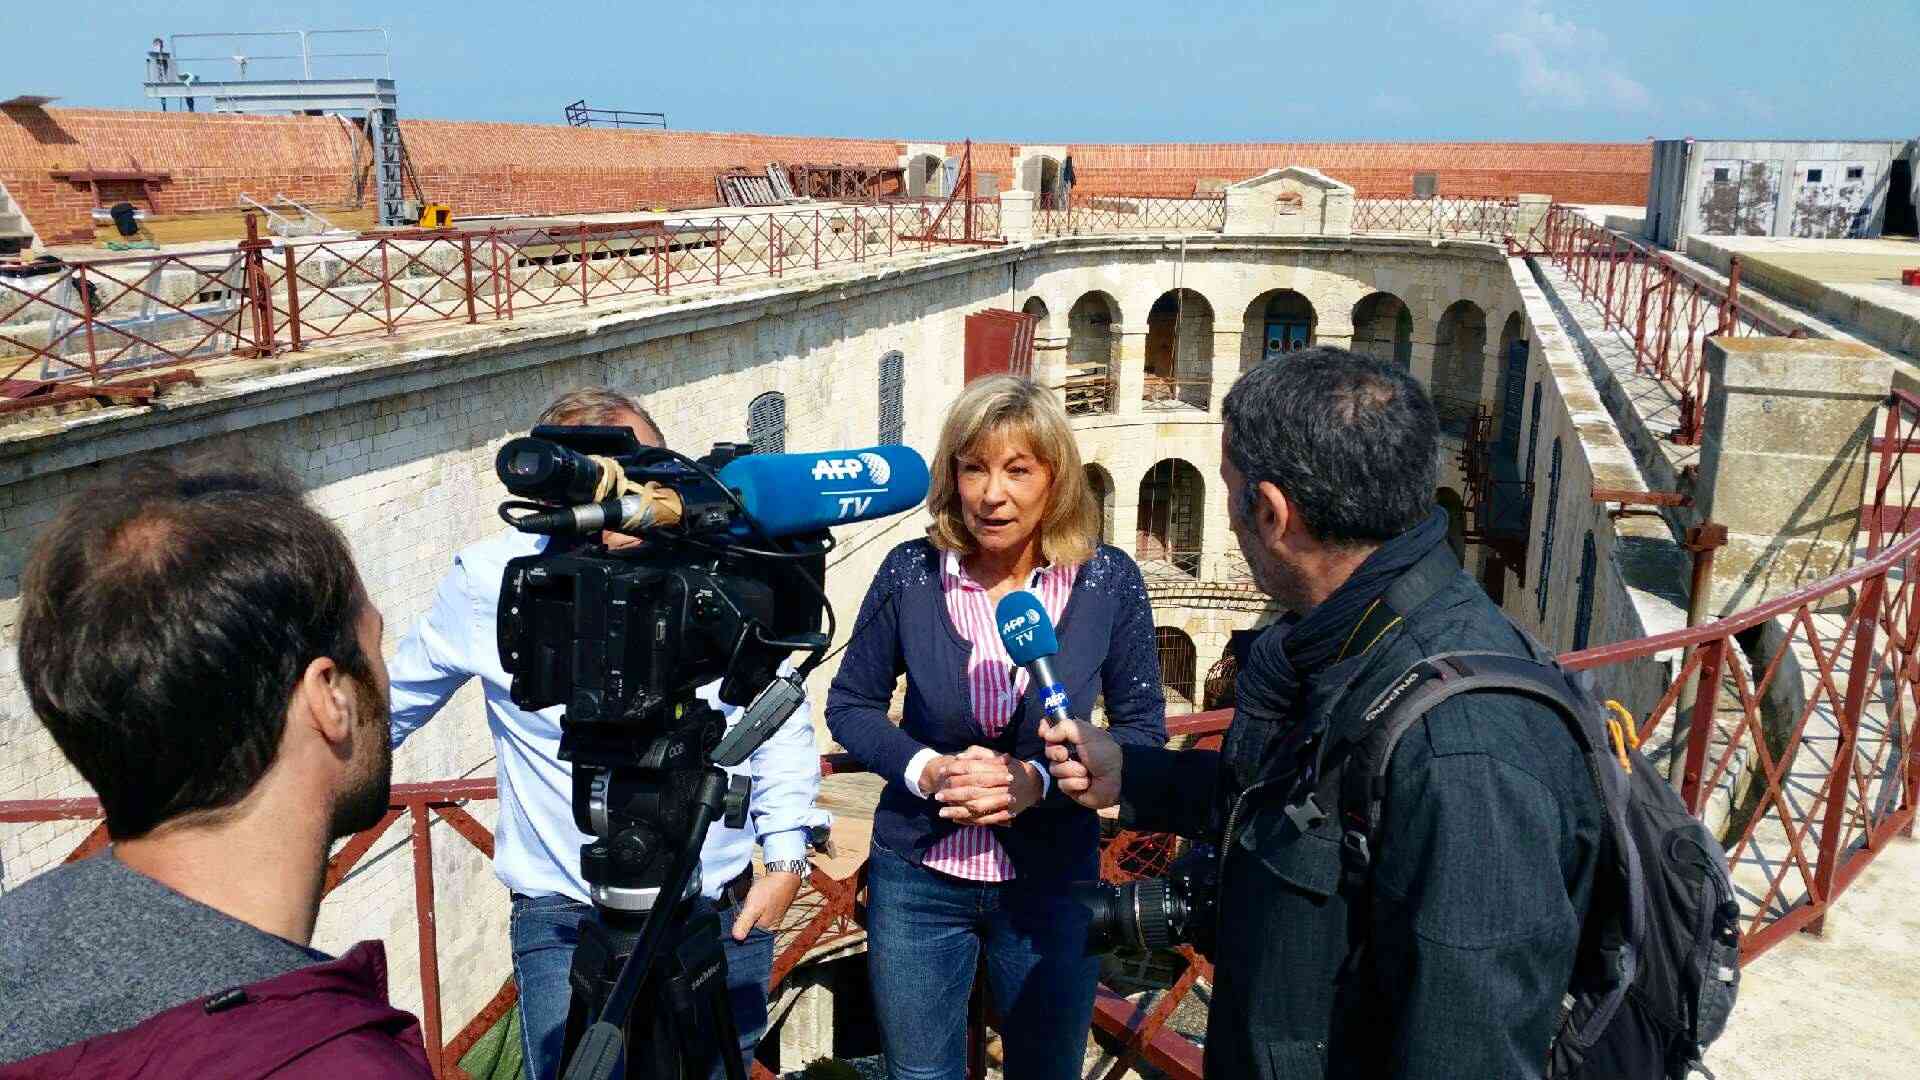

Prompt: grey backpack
[1337,651,1742,1079]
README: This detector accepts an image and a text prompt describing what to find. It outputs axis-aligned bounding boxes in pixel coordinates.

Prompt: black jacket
[1120,547,1604,1079]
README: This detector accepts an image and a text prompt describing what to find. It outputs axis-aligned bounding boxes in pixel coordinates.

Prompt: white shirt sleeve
[903,747,942,798]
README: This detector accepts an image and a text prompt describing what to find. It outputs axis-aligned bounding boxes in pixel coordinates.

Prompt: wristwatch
[763,859,810,878]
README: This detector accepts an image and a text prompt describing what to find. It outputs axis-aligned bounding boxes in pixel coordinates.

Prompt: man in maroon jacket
[0,463,431,1077]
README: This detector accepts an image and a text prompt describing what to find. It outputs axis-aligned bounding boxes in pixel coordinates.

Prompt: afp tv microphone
[497,426,929,540]
[997,589,1073,726]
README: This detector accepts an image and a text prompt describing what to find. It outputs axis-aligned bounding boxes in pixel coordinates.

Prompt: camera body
[494,425,828,906]
[1075,844,1220,959]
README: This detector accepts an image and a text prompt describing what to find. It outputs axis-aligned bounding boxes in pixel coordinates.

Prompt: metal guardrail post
[283,243,303,351]
[409,801,445,1077]
[461,237,478,324]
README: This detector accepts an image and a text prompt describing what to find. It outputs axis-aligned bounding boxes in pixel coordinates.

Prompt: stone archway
[1351,291,1413,370]
[1137,458,1205,577]
[913,153,947,197]
[1144,288,1213,410]
[1065,291,1120,415]
[1241,289,1317,371]
[1085,463,1115,545]
[1156,626,1199,713]
[1433,300,1488,434]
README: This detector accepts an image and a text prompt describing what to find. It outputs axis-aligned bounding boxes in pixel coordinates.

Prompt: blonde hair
[538,387,664,441]
[926,375,1099,567]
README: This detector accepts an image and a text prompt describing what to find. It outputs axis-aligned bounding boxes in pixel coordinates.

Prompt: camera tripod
[557,761,754,1080]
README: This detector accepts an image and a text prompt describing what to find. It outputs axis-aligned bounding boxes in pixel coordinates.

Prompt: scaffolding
[142,30,413,227]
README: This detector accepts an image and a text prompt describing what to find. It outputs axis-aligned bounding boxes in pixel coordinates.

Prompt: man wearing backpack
[1045,349,1607,1078]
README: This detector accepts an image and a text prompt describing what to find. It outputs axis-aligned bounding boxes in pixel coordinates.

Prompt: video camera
[493,424,927,1080]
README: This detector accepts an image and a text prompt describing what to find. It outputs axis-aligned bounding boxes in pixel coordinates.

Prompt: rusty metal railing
[1035,196,1226,237]
[1524,205,1803,445]
[1352,196,1517,240]
[0,201,1006,416]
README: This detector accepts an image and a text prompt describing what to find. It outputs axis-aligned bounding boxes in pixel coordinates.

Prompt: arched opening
[1136,458,1205,577]
[1065,291,1120,416]
[1241,289,1317,371]
[912,153,946,197]
[748,391,786,454]
[1144,288,1213,410]
[1020,295,1051,336]
[1351,292,1413,370]
[1085,463,1115,545]
[1496,312,1529,447]
[1156,627,1199,714]
[1436,487,1467,562]
[1038,157,1064,209]
[1433,300,1488,435]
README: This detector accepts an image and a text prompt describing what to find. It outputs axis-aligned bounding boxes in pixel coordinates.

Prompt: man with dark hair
[390,386,828,1080]
[1046,347,1603,1078]
[0,464,430,1075]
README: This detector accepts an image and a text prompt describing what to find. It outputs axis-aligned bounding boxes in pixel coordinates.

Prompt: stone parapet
[1696,336,1893,616]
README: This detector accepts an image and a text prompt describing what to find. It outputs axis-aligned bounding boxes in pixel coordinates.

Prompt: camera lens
[1071,878,1176,955]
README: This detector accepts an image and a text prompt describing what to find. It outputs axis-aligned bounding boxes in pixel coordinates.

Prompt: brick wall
[0,105,1650,242]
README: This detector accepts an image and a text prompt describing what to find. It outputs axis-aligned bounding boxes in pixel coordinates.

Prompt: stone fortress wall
[0,223,1668,1036]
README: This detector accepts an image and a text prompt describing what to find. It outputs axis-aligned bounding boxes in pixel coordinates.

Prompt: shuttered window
[1536,438,1562,623]
[878,351,905,445]
[748,391,786,454]
[1573,531,1598,650]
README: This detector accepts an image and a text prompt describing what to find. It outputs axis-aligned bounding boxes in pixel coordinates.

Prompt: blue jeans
[509,891,776,1080]
[864,841,1099,1080]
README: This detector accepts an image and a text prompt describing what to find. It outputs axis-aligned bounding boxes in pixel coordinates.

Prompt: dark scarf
[1224,509,1451,787]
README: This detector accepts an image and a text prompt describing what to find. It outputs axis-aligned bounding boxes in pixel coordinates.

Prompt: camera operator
[0,463,430,1076]
[1044,349,1604,1079]
[388,387,830,1080]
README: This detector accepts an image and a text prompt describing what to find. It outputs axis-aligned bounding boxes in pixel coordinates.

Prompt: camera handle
[559,765,753,1080]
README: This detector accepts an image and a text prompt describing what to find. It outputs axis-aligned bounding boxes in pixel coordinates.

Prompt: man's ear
[293,656,357,748]
[1256,479,1291,544]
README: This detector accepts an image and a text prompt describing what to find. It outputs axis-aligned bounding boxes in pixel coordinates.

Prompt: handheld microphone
[996,590,1072,727]
[717,445,929,539]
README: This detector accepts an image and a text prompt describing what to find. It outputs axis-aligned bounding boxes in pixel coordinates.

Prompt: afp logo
[811,458,864,481]
[1000,606,1042,636]
[1041,685,1068,712]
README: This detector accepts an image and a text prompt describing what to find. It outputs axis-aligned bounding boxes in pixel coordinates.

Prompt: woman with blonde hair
[827,374,1166,1079]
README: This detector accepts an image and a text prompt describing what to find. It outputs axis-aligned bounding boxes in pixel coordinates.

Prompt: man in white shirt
[389,387,829,1079]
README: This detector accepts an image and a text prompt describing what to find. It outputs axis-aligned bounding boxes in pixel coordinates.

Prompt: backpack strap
[1331,653,1603,972]
[1339,652,1601,859]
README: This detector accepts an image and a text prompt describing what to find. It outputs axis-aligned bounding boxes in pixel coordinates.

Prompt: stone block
[1695,336,1893,616]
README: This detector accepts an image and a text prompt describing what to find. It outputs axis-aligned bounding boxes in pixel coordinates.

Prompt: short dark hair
[18,462,371,839]
[1223,346,1438,546]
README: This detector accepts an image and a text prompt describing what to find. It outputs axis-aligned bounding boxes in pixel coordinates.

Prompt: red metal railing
[1526,205,1802,444]
[1352,196,1517,239]
[1035,196,1226,236]
[0,717,1229,1080]
[0,203,1005,415]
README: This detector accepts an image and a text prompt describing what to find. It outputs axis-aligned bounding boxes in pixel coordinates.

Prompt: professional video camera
[494,424,927,1080]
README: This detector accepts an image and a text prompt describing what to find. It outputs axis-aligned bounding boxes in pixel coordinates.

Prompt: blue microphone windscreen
[996,590,1060,665]
[718,444,929,539]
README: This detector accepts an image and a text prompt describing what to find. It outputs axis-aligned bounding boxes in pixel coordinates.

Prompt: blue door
[1263,320,1311,362]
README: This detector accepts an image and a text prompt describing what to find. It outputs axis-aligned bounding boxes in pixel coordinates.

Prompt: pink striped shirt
[924,550,1079,882]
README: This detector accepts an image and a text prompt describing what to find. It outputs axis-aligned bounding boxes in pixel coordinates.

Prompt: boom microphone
[718,445,929,539]
[996,589,1072,727]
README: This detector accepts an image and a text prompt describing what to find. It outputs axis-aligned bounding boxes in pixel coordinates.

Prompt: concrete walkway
[1709,833,1920,1079]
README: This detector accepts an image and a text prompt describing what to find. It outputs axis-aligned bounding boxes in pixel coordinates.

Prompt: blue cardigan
[825,539,1168,884]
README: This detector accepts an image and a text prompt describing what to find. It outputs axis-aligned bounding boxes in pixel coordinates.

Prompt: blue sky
[7,0,1914,142]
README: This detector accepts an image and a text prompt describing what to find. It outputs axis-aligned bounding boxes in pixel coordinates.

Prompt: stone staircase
[0,180,37,254]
